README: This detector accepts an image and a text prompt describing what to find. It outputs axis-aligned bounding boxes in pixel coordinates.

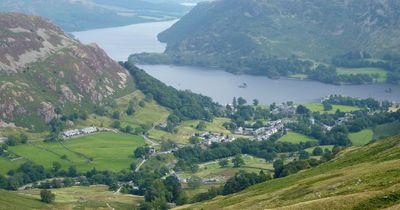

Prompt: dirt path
[106,202,115,210]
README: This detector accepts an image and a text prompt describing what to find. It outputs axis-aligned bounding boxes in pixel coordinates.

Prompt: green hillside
[0,0,187,31]
[0,190,50,210]
[176,135,400,210]
[130,0,400,84]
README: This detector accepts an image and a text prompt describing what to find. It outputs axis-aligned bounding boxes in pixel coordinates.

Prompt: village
[61,126,98,139]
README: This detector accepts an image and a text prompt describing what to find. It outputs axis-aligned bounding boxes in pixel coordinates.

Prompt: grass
[373,121,400,139]
[277,131,318,144]
[177,135,400,210]
[149,118,235,144]
[305,145,334,154]
[3,132,145,174]
[183,183,222,199]
[19,185,143,207]
[178,155,273,180]
[337,67,388,83]
[1,185,142,209]
[0,157,25,175]
[77,90,170,129]
[63,133,145,172]
[0,190,51,210]
[305,103,360,114]
[349,129,374,146]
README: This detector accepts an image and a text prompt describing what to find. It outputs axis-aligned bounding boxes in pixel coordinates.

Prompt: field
[277,131,318,144]
[349,129,374,146]
[183,183,222,199]
[178,135,400,210]
[373,121,400,139]
[337,67,388,83]
[0,190,51,210]
[178,155,273,180]
[77,90,170,129]
[305,103,360,114]
[12,185,143,210]
[149,118,236,144]
[1,132,145,174]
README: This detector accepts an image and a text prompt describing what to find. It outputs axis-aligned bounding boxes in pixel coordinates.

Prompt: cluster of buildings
[235,120,286,141]
[198,132,235,145]
[254,120,285,141]
[319,113,355,132]
[62,126,98,139]
[271,103,297,115]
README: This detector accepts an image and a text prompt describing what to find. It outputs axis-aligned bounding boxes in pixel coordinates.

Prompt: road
[135,159,147,172]
[0,137,6,144]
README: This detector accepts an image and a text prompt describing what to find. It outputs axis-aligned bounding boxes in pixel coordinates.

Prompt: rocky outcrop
[0,13,134,130]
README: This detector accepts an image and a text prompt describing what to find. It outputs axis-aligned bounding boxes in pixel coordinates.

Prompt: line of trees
[191,170,271,203]
[123,62,221,122]
[173,139,309,165]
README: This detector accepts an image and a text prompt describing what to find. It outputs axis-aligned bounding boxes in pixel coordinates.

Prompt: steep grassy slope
[0,13,134,131]
[177,135,400,210]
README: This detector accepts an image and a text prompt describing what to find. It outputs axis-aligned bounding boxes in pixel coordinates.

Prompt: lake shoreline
[73,21,400,105]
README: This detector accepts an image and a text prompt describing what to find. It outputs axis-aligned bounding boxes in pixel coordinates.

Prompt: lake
[73,21,400,104]
[72,20,176,61]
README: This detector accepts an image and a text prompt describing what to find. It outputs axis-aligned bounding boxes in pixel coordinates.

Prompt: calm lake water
[73,21,400,104]
[72,20,176,61]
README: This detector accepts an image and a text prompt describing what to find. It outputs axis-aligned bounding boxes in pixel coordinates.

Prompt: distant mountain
[0,0,187,31]
[177,135,400,210]
[131,0,400,81]
[93,0,188,13]
[0,13,134,131]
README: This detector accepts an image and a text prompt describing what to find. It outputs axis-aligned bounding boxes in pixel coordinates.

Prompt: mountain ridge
[0,12,134,130]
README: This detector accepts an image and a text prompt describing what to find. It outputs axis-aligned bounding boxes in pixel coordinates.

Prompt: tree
[40,190,55,203]
[6,135,18,146]
[134,146,151,159]
[237,97,247,106]
[124,125,133,133]
[322,150,333,161]
[189,136,201,144]
[253,99,259,106]
[273,159,284,178]
[163,176,182,202]
[196,121,206,131]
[312,147,323,156]
[52,162,62,172]
[218,159,229,168]
[67,166,77,177]
[144,180,169,202]
[126,105,135,116]
[296,105,310,115]
[232,155,245,168]
[20,134,28,144]
[323,101,333,111]
[299,150,310,160]
[112,111,120,119]
[112,121,121,129]
[232,97,237,109]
